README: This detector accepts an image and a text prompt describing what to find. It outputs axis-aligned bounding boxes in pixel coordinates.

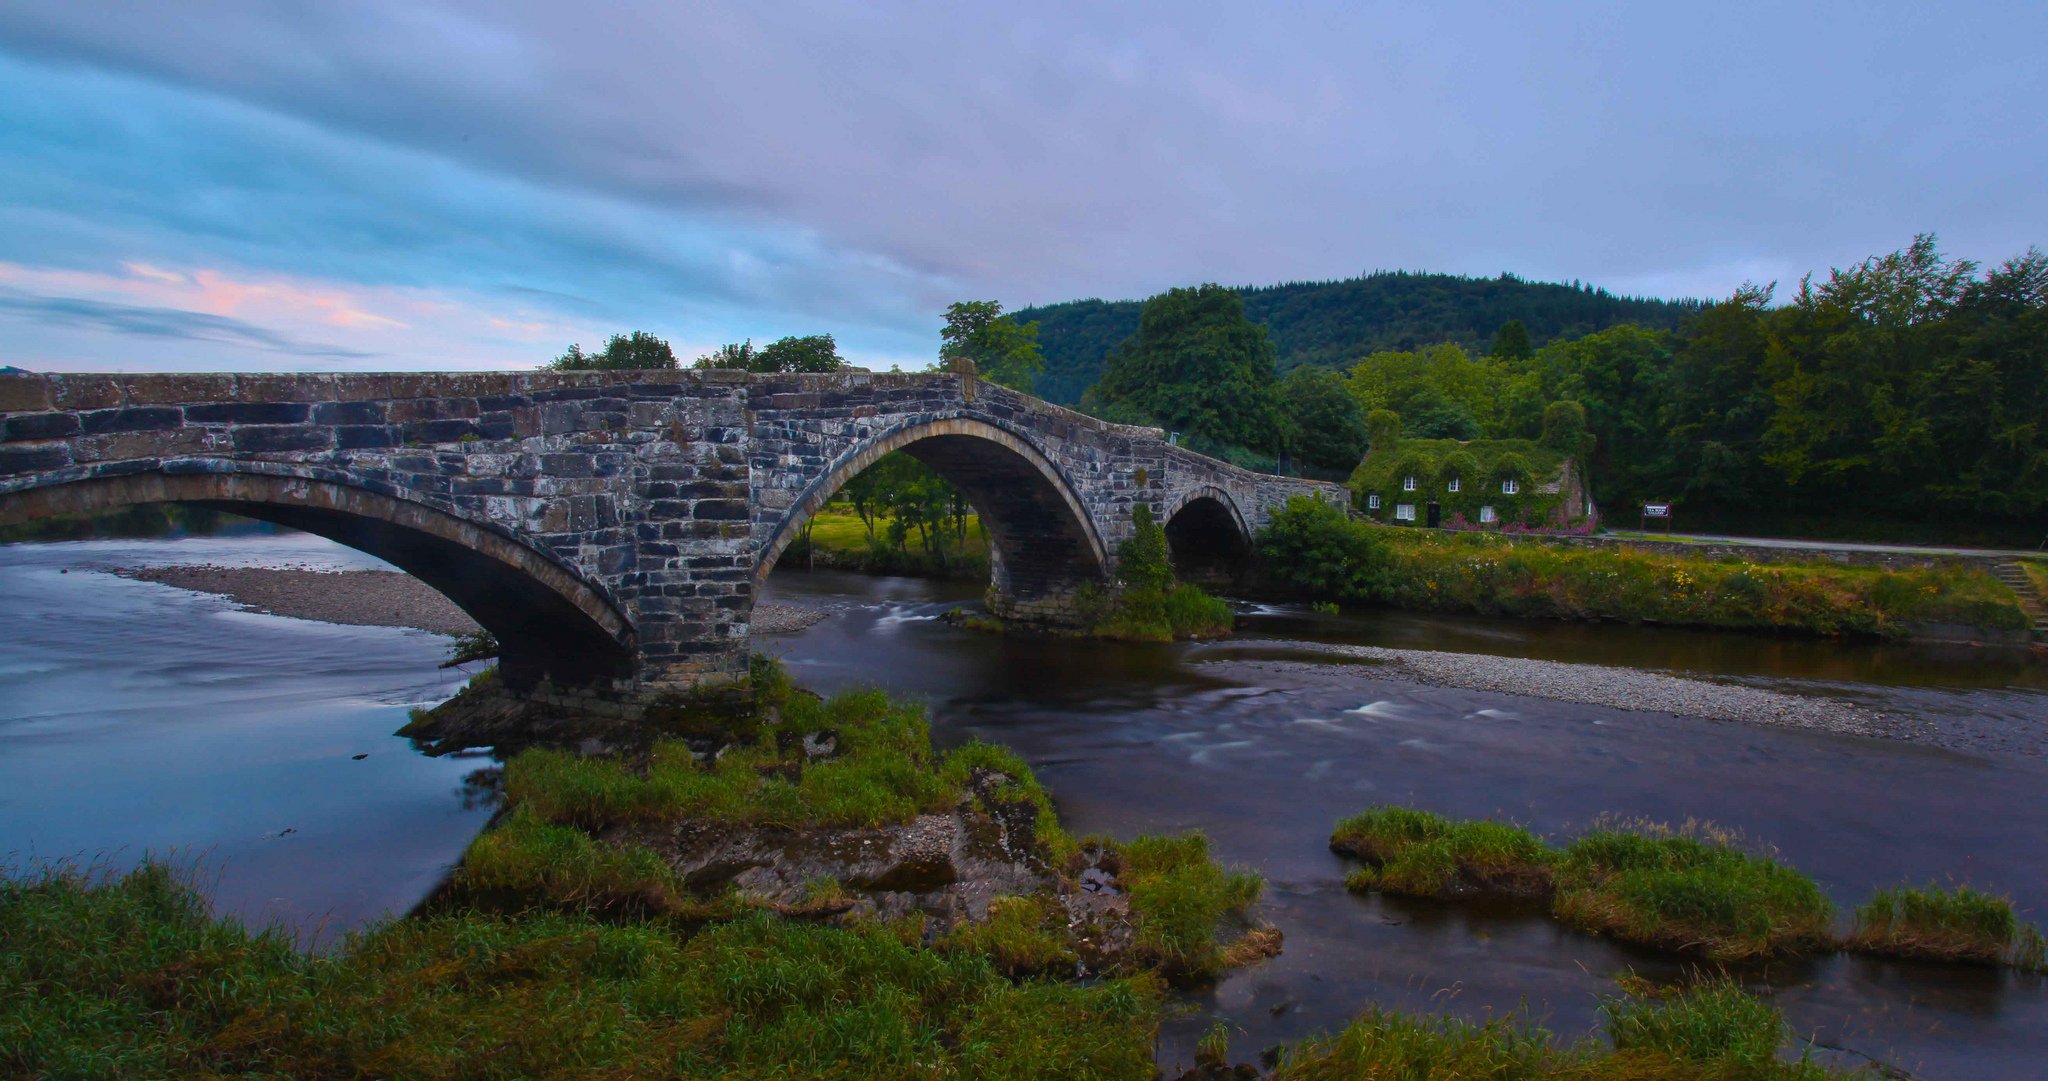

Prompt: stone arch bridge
[0,369,1343,696]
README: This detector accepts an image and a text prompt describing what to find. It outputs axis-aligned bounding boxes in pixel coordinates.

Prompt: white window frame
[1479,505,1496,523]
[1367,493,1381,510]
[1500,478,1519,495]
[1446,477,1460,493]
[1394,503,1416,521]
[1402,475,1417,491]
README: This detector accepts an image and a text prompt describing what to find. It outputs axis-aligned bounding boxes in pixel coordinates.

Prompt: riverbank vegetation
[3,863,1870,1080]
[0,864,1163,1079]
[1259,495,2032,639]
[1087,505,1234,641]
[1334,806,2046,971]
[1848,884,2048,968]
[433,658,1267,982]
[1273,979,1847,1080]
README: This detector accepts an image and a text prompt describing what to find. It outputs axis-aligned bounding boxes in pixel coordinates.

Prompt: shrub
[1256,494,1390,602]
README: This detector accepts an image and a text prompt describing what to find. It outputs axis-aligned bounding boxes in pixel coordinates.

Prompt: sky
[0,2,2041,373]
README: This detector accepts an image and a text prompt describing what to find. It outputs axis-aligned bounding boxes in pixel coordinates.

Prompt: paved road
[1607,530,2047,560]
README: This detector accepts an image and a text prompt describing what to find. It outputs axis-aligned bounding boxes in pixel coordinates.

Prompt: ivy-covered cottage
[1348,406,1597,531]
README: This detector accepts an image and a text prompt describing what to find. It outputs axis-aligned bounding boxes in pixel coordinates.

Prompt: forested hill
[1015,270,1703,404]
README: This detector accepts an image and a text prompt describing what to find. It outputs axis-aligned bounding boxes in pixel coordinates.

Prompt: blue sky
[1,2,2042,372]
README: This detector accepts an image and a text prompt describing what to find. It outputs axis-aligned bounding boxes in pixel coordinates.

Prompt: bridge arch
[0,462,634,690]
[1163,485,1255,587]
[756,416,1109,611]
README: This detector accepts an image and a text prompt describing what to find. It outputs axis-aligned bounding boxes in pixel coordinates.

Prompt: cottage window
[1479,505,1497,523]
[1446,477,1461,493]
[1500,478,1519,495]
[1367,493,1381,510]
[1394,503,1416,521]
[1402,475,1417,491]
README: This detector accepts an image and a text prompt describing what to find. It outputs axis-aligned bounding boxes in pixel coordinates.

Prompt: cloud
[0,288,377,359]
[0,2,2042,373]
[0,259,603,372]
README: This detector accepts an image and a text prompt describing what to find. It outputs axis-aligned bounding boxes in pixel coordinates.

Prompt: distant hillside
[1014,270,1704,405]
[0,365,24,374]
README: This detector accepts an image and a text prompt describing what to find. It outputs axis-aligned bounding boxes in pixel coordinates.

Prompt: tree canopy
[1083,284,1282,454]
[1277,367,1368,471]
[1016,271,1703,404]
[939,301,1046,391]
[549,331,677,371]
[694,334,845,373]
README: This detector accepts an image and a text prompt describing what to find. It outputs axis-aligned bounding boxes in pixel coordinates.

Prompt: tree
[549,331,677,370]
[696,334,844,373]
[1540,400,1589,456]
[1277,367,1369,471]
[1489,319,1533,360]
[1401,389,1481,440]
[694,340,757,371]
[940,301,1046,391]
[759,334,844,373]
[1087,284,1282,452]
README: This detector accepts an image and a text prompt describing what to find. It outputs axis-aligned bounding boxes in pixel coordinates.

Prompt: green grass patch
[0,865,1162,1080]
[1273,978,1844,1079]
[1331,806,1553,898]
[1333,808,1834,962]
[1554,824,1835,962]
[1109,832,1265,979]
[1849,883,2046,968]
[786,506,991,580]
[938,895,1077,976]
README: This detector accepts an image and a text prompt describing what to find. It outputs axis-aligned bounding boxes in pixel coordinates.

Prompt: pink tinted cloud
[0,260,598,370]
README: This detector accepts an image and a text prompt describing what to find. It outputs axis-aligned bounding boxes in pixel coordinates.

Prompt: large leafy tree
[549,331,677,370]
[939,301,1046,391]
[1085,284,1282,452]
[1277,367,1369,470]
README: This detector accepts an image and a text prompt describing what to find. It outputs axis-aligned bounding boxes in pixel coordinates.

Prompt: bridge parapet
[0,368,1343,695]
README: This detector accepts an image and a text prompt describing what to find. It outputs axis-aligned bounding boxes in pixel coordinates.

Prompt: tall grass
[1333,808,1834,961]
[1377,530,2030,637]
[1258,494,2031,638]
[1849,884,2044,967]
[1555,824,1836,961]
[1104,832,1266,979]
[0,866,1161,1080]
[1331,806,1553,897]
[1273,979,1843,1080]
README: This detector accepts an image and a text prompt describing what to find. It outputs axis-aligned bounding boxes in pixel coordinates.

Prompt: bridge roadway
[0,367,1343,699]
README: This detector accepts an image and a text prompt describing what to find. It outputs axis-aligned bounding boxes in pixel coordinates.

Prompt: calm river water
[3,534,2045,1078]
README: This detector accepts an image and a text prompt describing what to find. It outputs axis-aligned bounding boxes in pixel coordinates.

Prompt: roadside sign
[1641,502,1673,532]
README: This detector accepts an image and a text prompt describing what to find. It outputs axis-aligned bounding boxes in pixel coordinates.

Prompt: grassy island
[1333,805,2047,971]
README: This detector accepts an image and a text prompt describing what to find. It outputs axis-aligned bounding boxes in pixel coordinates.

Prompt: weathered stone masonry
[0,369,1343,696]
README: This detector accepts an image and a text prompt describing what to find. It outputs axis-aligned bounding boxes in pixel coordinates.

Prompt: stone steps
[1992,563,2048,637]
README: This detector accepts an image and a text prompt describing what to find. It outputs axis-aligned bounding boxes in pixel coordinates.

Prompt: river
[3,534,2045,1078]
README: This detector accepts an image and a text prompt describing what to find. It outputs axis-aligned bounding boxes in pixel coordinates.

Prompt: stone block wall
[1,368,1340,693]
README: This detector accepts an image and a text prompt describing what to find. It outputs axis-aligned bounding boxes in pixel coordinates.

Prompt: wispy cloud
[0,260,598,372]
[0,288,378,359]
